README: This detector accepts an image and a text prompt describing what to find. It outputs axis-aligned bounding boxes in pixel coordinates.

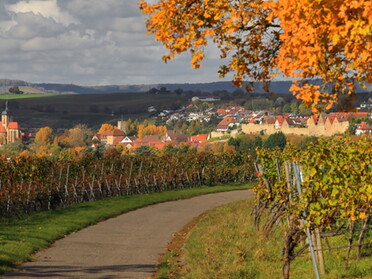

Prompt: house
[164,130,188,143]
[359,98,372,110]
[0,101,22,145]
[355,122,372,135]
[133,135,168,150]
[119,136,137,149]
[93,129,125,145]
[216,108,227,116]
[260,116,276,125]
[216,117,237,132]
[274,116,285,129]
[188,134,208,144]
[104,129,126,145]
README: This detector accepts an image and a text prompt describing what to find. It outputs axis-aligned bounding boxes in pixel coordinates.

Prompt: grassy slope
[0,183,251,274]
[0,94,57,100]
[158,199,372,279]
[2,92,188,129]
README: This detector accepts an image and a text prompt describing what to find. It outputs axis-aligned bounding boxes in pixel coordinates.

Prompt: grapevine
[0,151,256,217]
[253,135,372,278]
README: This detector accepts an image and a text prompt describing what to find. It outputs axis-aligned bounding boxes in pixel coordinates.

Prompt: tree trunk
[345,220,356,270]
[357,215,370,260]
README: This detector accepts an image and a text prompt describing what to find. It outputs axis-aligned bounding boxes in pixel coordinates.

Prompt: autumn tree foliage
[34,126,54,145]
[137,124,167,139]
[98,123,117,134]
[139,0,371,112]
[58,124,94,148]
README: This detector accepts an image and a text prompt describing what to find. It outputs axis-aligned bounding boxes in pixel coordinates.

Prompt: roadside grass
[0,183,252,274]
[157,199,372,279]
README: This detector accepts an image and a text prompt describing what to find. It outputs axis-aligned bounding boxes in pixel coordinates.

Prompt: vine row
[0,151,255,217]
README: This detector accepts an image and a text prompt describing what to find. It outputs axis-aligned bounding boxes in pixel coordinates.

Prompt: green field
[2,92,188,129]
[0,183,251,274]
[0,94,57,100]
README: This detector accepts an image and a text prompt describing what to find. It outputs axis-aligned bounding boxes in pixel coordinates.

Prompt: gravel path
[3,190,253,279]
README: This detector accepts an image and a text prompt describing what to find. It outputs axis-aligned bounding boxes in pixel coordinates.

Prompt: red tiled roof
[216,109,227,114]
[217,117,236,127]
[153,142,168,149]
[188,134,208,143]
[0,125,6,133]
[102,129,125,137]
[275,116,285,125]
[223,117,236,122]
[356,122,372,131]
[94,133,105,140]
[8,122,19,129]
[216,125,229,130]
[112,136,125,144]
[262,116,276,124]
[166,130,188,142]
[140,135,160,143]
[284,118,295,125]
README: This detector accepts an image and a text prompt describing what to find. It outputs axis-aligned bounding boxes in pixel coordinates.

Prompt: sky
[0,0,230,86]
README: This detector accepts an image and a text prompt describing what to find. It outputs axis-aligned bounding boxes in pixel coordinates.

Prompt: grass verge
[156,199,372,279]
[0,183,252,274]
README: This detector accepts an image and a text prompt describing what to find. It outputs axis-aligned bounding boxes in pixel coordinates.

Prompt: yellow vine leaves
[139,0,371,112]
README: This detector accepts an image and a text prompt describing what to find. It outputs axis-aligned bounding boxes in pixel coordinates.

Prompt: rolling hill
[1,79,370,95]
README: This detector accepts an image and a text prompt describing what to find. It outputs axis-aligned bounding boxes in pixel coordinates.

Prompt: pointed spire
[2,100,9,115]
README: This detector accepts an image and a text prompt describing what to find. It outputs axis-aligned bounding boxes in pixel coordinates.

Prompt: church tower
[117,117,127,134]
[0,101,20,145]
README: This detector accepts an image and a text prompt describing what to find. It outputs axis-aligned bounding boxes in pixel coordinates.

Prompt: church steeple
[2,100,8,113]
[2,101,10,127]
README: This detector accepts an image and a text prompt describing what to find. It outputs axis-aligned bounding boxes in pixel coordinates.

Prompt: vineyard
[1,135,371,278]
[253,135,372,278]
[0,151,255,217]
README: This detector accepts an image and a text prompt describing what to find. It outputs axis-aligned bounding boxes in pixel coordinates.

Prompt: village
[89,95,372,152]
[0,96,371,155]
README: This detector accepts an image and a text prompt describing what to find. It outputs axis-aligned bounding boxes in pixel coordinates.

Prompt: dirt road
[4,190,253,279]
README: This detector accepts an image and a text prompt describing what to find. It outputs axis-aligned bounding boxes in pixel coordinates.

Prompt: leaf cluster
[139,0,371,112]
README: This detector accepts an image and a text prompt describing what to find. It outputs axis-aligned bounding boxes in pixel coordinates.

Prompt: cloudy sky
[0,0,229,85]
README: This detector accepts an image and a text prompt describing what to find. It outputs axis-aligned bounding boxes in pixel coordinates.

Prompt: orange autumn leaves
[137,124,166,139]
[272,0,371,112]
[139,0,371,113]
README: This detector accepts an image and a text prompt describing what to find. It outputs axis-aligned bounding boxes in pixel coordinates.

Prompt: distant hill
[0,79,370,95]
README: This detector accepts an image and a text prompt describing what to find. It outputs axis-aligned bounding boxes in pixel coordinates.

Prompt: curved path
[3,190,253,279]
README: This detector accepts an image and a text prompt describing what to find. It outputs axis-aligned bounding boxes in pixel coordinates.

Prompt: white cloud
[20,30,100,51]
[6,12,68,39]
[58,0,141,18]
[6,0,78,26]
[0,0,229,85]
